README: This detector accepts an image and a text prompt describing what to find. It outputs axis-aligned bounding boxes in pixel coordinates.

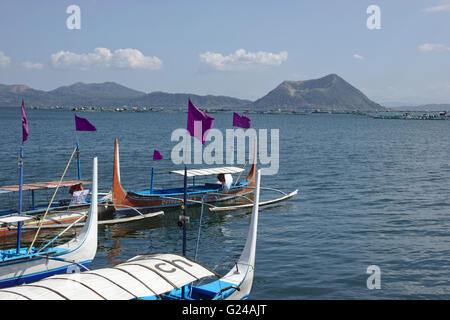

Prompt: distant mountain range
[250,74,384,111]
[0,74,389,111]
[128,92,251,110]
[0,82,143,107]
[48,82,145,106]
[0,82,251,109]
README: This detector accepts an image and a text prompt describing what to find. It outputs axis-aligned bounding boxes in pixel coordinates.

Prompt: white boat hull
[0,157,98,288]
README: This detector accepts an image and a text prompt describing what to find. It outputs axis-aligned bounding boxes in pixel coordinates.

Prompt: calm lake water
[1,107,450,299]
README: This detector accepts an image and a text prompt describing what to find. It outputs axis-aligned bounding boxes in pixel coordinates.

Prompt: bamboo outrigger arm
[209,188,298,212]
[19,210,164,230]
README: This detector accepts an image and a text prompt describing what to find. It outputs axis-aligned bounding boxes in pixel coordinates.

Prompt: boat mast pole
[76,136,81,180]
[16,145,24,253]
[150,167,154,194]
[183,166,187,256]
[182,165,188,298]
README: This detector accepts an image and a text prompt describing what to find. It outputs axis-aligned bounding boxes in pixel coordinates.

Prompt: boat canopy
[0,180,92,193]
[170,167,244,178]
[0,214,33,225]
[0,253,217,300]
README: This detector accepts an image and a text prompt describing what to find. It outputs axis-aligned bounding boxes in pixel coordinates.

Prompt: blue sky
[0,0,449,105]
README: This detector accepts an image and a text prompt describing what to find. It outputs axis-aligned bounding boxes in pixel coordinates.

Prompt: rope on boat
[192,190,252,262]
[113,204,145,216]
[193,197,206,261]
[27,146,77,254]
[34,255,90,271]
[36,212,87,253]
[233,161,247,186]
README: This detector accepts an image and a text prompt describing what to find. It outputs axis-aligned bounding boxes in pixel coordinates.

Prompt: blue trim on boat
[138,280,237,300]
[0,247,67,264]
[0,203,95,288]
[130,181,250,197]
[0,260,92,288]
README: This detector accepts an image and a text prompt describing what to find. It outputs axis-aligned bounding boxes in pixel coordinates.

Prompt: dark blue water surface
[2,107,450,299]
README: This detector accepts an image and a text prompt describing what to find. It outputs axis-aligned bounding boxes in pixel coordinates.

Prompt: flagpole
[76,135,81,180]
[74,113,97,180]
[16,145,24,253]
[182,165,187,298]
[150,167,154,194]
[183,165,187,257]
[17,99,28,254]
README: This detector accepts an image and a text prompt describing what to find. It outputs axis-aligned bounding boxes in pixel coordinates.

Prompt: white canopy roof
[170,166,244,177]
[0,253,217,300]
[0,180,92,193]
[0,214,33,224]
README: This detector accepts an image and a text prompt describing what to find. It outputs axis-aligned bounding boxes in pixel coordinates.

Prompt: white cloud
[111,48,162,70]
[199,49,288,71]
[50,47,162,70]
[21,61,44,70]
[424,1,450,12]
[418,43,450,53]
[0,51,11,68]
[353,54,364,60]
[51,48,111,70]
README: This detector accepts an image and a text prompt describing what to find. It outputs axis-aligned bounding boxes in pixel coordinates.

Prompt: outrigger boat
[0,157,99,288]
[112,139,257,215]
[0,178,162,235]
[0,169,263,300]
[0,146,165,236]
[112,138,297,215]
[0,151,118,237]
[0,127,115,237]
[0,108,125,236]
[0,179,101,237]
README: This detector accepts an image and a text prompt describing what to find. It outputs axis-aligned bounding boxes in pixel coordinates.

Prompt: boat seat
[190,280,236,299]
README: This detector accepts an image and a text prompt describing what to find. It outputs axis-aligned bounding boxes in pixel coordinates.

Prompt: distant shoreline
[3,105,449,117]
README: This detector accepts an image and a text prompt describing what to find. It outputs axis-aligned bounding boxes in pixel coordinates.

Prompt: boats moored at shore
[0,169,263,300]
[0,157,99,288]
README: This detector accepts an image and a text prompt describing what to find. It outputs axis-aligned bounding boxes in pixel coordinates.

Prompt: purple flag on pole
[21,100,29,144]
[187,98,215,145]
[153,149,163,160]
[233,112,251,129]
[75,114,97,131]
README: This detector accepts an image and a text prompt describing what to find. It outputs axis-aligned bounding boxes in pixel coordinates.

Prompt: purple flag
[187,99,215,145]
[233,112,251,129]
[153,149,163,160]
[75,114,97,131]
[21,100,29,144]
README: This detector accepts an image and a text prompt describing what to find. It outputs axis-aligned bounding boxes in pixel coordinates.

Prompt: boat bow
[112,138,129,210]
[218,168,261,299]
[56,157,98,262]
[0,157,98,288]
